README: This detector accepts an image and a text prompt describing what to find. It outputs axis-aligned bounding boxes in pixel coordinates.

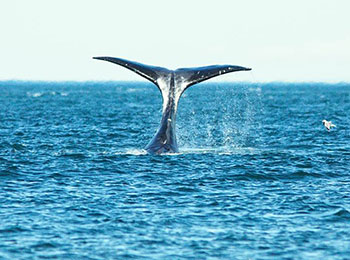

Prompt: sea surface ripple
[0,81,350,259]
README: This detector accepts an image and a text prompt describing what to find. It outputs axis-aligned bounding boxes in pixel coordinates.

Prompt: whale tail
[93,56,251,95]
[93,56,251,154]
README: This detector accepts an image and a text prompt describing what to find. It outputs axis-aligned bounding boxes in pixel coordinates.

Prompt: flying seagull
[322,119,336,131]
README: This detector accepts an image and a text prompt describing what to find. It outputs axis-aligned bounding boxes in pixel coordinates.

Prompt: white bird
[322,120,336,131]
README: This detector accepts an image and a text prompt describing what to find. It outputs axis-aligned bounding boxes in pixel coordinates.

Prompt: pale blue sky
[1,0,349,82]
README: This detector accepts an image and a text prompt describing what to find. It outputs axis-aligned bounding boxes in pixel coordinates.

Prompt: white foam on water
[114,149,148,156]
[180,146,257,155]
[126,88,144,93]
[27,91,69,97]
[27,92,43,97]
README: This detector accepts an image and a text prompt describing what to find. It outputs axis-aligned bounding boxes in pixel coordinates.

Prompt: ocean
[0,81,349,259]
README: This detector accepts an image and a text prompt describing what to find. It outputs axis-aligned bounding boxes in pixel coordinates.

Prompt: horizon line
[0,79,349,86]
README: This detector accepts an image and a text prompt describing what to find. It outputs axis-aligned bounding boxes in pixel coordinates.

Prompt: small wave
[49,172,68,178]
[0,226,28,234]
[32,92,43,97]
[318,207,350,222]
[111,147,257,156]
[11,143,27,151]
[125,88,146,93]
[334,208,350,218]
[26,91,69,97]
[180,147,217,154]
[290,170,324,179]
[55,150,89,159]
[114,149,148,156]
[248,87,262,93]
[180,146,256,155]
[31,242,58,250]
[27,92,47,97]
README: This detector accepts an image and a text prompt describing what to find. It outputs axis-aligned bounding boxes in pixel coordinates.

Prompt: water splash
[177,82,262,151]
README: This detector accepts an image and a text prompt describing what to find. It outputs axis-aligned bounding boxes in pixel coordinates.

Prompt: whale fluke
[93,56,251,154]
[93,56,171,94]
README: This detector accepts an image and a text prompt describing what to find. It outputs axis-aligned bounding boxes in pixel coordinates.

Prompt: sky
[0,0,349,82]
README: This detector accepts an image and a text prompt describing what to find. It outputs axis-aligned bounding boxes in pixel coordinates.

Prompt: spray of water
[177,81,262,153]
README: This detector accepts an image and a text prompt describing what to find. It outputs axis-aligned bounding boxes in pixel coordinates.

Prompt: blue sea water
[0,81,349,259]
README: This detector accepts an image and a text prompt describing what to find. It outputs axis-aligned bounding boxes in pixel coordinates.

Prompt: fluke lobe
[93,56,251,154]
